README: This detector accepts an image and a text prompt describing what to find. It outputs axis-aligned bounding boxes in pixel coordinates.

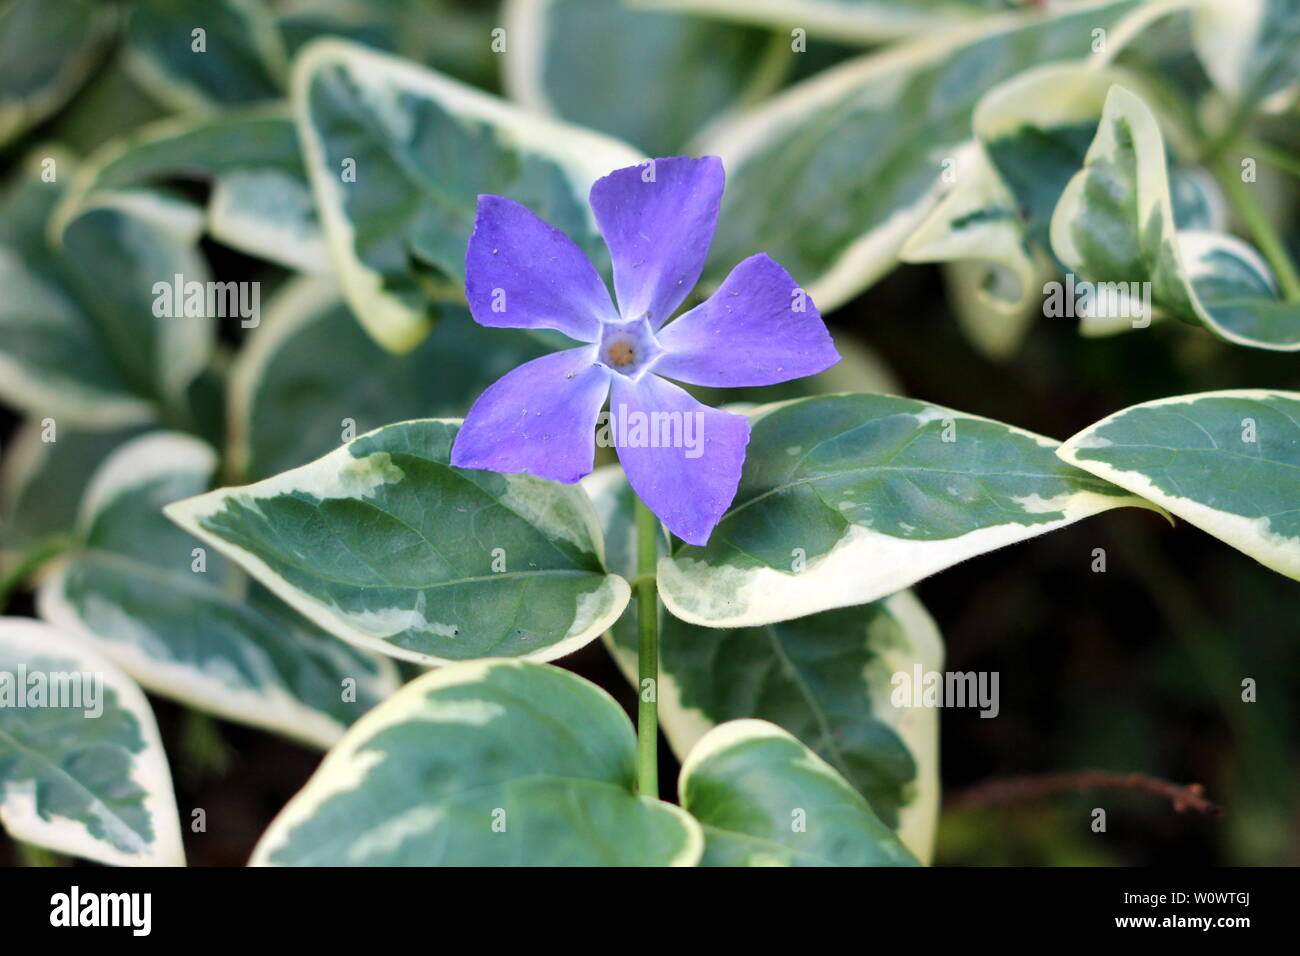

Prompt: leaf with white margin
[0,163,214,428]
[504,0,779,157]
[292,38,641,353]
[277,0,503,91]
[943,260,1056,361]
[165,419,631,666]
[228,278,549,481]
[251,659,702,865]
[37,432,400,750]
[1051,85,1300,351]
[0,616,184,867]
[583,464,942,861]
[123,0,287,112]
[693,0,1148,313]
[631,0,1004,44]
[0,0,113,146]
[902,63,1220,353]
[1192,0,1300,115]
[54,111,326,273]
[1058,390,1300,581]
[679,720,918,866]
[0,420,145,569]
[912,64,1231,341]
[975,65,1139,252]
[900,148,1052,360]
[658,394,1164,628]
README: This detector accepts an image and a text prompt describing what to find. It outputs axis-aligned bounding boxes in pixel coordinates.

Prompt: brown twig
[945,771,1222,817]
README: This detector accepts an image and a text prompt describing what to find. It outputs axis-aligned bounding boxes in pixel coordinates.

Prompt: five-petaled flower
[450,156,840,545]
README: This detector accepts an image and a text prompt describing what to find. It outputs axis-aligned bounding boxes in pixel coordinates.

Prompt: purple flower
[450,156,840,545]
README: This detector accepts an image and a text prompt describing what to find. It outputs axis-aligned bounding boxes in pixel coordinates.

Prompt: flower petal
[589,156,724,328]
[451,347,610,484]
[464,196,616,342]
[654,254,840,387]
[610,373,750,545]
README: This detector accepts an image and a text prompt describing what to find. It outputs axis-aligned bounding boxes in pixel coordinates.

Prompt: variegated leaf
[165,419,630,666]
[0,616,184,867]
[251,659,702,866]
[658,394,1163,628]
[632,0,1007,43]
[504,0,778,156]
[0,165,214,428]
[903,62,1222,351]
[228,278,548,481]
[0,420,144,570]
[55,111,326,273]
[1192,0,1300,115]
[583,465,943,861]
[1058,390,1300,581]
[37,432,400,750]
[123,0,287,111]
[277,0,503,90]
[291,38,640,352]
[694,0,1148,313]
[1050,84,1300,350]
[900,147,1051,360]
[679,720,919,866]
[0,0,113,147]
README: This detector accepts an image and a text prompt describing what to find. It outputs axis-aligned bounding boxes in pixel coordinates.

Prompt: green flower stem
[0,534,75,612]
[1240,139,1300,180]
[1215,153,1300,301]
[633,496,660,798]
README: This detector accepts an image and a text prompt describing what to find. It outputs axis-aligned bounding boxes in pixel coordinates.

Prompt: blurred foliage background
[0,0,1296,866]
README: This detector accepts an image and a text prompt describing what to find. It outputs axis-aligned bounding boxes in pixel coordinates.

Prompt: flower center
[607,340,636,367]
[598,315,662,378]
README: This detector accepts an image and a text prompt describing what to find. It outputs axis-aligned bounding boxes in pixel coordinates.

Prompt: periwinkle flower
[450,156,840,545]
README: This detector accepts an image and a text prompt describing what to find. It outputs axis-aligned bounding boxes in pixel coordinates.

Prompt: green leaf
[0,169,215,428]
[1051,84,1300,350]
[251,659,702,865]
[901,63,1124,354]
[39,55,169,156]
[679,719,919,866]
[900,148,1050,360]
[277,0,505,91]
[631,0,1009,44]
[1192,0,1300,115]
[55,111,326,273]
[165,419,631,665]
[658,394,1162,628]
[123,0,287,111]
[37,432,400,749]
[695,0,1147,313]
[504,0,779,156]
[228,278,549,481]
[904,63,1228,345]
[0,0,113,146]
[940,259,1054,361]
[975,65,1128,253]
[1058,389,1300,581]
[292,38,641,352]
[583,464,943,860]
[1,420,144,567]
[0,616,184,866]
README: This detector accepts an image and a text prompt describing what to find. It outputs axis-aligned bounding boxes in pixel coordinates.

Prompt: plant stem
[16,842,61,867]
[633,496,660,798]
[1214,154,1300,301]
[0,534,75,611]
[946,770,1221,817]
[1239,138,1300,180]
